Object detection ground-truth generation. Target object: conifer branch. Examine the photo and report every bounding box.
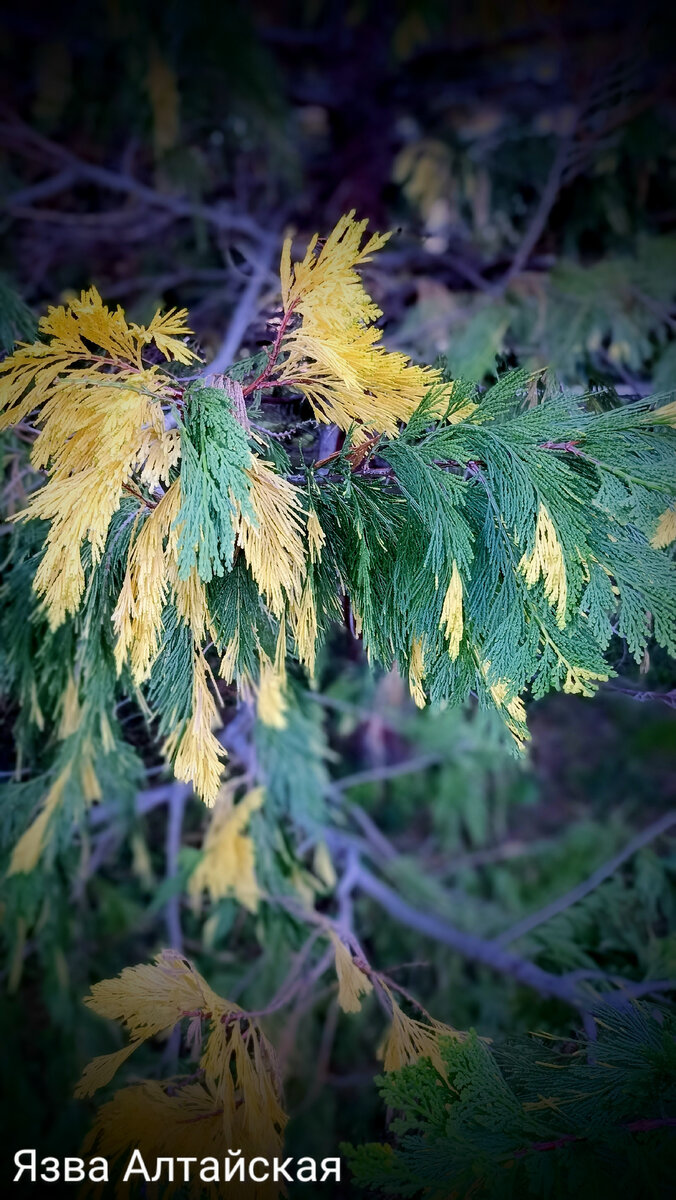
[496,810,676,946]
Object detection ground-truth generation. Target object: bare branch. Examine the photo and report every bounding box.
[352,863,585,1008]
[0,108,268,242]
[165,783,187,952]
[496,129,574,291]
[496,811,676,947]
[204,235,279,375]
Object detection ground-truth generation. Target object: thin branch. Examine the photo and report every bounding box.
[330,753,444,793]
[203,234,279,375]
[496,811,676,947]
[165,784,187,952]
[3,167,77,207]
[352,863,586,1010]
[496,130,574,292]
[605,683,676,709]
[0,108,267,241]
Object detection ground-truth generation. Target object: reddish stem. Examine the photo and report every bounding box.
[122,482,157,509]
[242,299,298,396]
[513,1116,676,1158]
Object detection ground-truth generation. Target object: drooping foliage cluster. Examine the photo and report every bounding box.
[346,1002,676,1200]
[1,213,676,1183]
[0,211,675,882]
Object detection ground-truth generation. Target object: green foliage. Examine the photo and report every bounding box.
[0,275,36,351]
[1,10,676,1176]
[346,1005,676,1199]
[430,237,676,389]
[175,382,254,581]
[303,377,676,748]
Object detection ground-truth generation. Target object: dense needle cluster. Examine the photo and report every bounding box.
[0,212,675,881]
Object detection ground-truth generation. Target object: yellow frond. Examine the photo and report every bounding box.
[482,660,530,753]
[131,307,199,365]
[164,649,226,805]
[563,664,610,697]
[276,212,446,439]
[519,503,568,628]
[78,951,287,1172]
[75,1042,143,1100]
[137,425,180,491]
[113,482,181,682]
[79,950,224,1060]
[290,578,319,679]
[7,765,71,876]
[643,399,676,426]
[651,504,676,549]
[57,672,81,739]
[439,560,463,659]
[189,786,265,912]
[236,457,307,617]
[330,932,373,1013]
[408,636,427,708]
[379,989,460,1077]
[307,506,326,563]
[219,632,240,684]
[256,619,288,729]
[0,290,193,626]
[80,743,102,803]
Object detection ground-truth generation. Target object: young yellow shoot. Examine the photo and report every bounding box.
[330,932,373,1013]
[77,951,287,1173]
[519,503,568,628]
[307,506,326,563]
[256,618,288,729]
[378,988,460,1078]
[189,786,265,913]
[408,636,427,708]
[0,288,197,627]
[652,504,676,549]
[277,211,448,439]
[439,560,464,659]
[236,458,307,617]
[7,765,72,876]
[164,649,225,806]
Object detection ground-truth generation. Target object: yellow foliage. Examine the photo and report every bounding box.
[256,620,288,729]
[164,649,226,806]
[236,457,307,618]
[481,660,530,753]
[519,503,568,628]
[277,212,448,439]
[643,399,676,426]
[330,932,373,1013]
[113,481,181,681]
[77,951,287,1193]
[408,636,427,708]
[379,988,460,1077]
[219,632,240,685]
[306,506,326,563]
[7,765,72,877]
[57,672,81,739]
[562,663,610,697]
[291,578,319,679]
[189,786,265,912]
[652,504,676,549]
[0,288,197,626]
[137,423,181,491]
[439,560,464,659]
[84,1080,233,1198]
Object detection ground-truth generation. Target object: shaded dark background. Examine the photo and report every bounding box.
[1,0,676,1192]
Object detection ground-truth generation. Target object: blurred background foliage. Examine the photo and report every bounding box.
[1,0,676,1192]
